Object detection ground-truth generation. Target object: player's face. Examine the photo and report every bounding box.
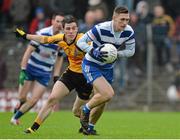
[113,13,130,32]
[52,15,64,33]
[64,22,78,41]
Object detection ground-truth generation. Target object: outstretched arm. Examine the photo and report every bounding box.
[26,34,45,43]
[15,28,62,44]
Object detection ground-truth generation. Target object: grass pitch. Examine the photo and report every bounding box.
[0,111,180,139]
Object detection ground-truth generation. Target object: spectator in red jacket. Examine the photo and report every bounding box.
[29,7,51,34]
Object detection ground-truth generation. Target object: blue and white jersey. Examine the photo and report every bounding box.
[77,21,135,69]
[27,26,61,77]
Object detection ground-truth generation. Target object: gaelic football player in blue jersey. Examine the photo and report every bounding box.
[77,6,135,134]
[10,14,64,125]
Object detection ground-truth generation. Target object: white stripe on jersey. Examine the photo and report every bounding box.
[31,51,56,65]
[125,38,135,45]
[28,26,60,73]
[28,59,53,72]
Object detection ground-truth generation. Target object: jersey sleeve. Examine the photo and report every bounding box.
[87,25,100,41]
[43,34,63,44]
[118,29,135,58]
[125,31,135,46]
[76,33,93,52]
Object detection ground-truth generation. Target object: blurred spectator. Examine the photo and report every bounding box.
[174,16,180,67]
[88,0,108,22]
[31,0,52,17]
[0,0,12,33]
[79,10,96,33]
[152,5,175,71]
[10,0,31,30]
[0,48,7,90]
[93,7,107,24]
[114,57,128,94]
[134,1,153,72]
[29,7,51,34]
[129,12,146,74]
[135,1,153,24]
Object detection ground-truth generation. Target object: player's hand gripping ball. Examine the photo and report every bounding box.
[100,43,117,63]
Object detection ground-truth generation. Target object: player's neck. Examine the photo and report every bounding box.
[65,37,75,45]
[114,26,123,32]
[66,39,73,44]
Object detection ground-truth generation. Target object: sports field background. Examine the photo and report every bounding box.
[1,111,180,139]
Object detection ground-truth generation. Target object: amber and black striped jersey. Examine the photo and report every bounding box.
[42,33,86,73]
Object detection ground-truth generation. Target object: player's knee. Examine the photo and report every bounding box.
[72,107,80,118]
[104,90,114,101]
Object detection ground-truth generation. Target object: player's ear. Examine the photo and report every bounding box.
[112,13,117,20]
[51,19,55,25]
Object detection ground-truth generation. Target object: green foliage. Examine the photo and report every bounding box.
[1,111,180,139]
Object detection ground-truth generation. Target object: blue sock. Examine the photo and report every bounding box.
[83,104,90,114]
[88,123,95,131]
[14,110,23,119]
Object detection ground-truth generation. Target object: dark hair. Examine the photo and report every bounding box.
[61,15,78,28]
[51,12,64,20]
[114,6,129,14]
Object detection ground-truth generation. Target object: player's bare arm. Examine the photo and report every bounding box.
[15,28,63,44]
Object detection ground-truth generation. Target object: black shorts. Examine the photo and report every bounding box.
[59,69,93,100]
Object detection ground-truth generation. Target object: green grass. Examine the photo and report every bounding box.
[0,111,180,139]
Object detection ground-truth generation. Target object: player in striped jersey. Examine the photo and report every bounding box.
[76,6,135,134]
[15,15,104,135]
[10,13,64,125]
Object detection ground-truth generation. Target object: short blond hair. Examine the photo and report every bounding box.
[113,6,129,15]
